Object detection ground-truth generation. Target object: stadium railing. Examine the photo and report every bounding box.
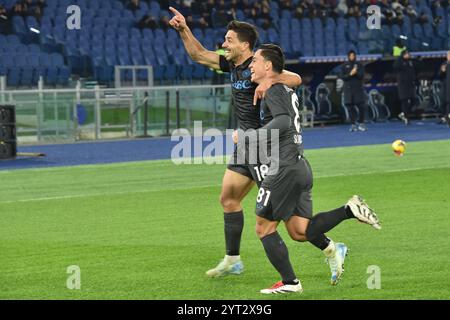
[0,83,231,143]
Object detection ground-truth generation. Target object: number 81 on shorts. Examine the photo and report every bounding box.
[257,187,271,207]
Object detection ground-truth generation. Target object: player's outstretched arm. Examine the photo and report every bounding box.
[253,70,301,105]
[169,7,220,70]
[278,70,302,88]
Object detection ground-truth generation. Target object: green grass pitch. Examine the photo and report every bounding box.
[1,139,449,300]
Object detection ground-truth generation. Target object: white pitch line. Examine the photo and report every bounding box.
[0,184,222,204]
[1,165,449,204]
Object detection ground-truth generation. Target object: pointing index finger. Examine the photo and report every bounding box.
[169,6,182,17]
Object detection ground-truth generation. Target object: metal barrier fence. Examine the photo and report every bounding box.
[0,83,232,143]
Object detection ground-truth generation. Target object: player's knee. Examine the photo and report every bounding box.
[255,221,276,239]
[219,193,240,211]
[255,224,265,239]
[289,230,307,242]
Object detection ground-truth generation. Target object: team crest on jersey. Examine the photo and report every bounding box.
[242,69,251,78]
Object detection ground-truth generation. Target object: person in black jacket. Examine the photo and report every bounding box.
[340,50,367,132]
[438,51,450,127]
[394,49,416,125]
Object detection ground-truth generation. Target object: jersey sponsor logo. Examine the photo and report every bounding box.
[232,80,252,90]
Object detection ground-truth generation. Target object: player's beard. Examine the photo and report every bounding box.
[224,49,237,62]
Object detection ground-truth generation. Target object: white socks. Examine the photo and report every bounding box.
[322,240,336,258]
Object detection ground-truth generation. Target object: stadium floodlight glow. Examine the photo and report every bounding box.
[30,27,40,34]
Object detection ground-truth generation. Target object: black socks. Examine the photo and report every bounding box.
[224,211,244,256]
[261,232,297,284]
[306,206,353,250]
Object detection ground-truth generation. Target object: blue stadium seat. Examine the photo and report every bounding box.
[325,17,336,29]
[423,22,434,39]
[235,9,245,21]
[280,36,292,57]
[324,37,336,56]
[27,44,40,53]
[280,19,290,33]
[314,40,325,56]
[181,65,193,83]
[142,28,154,40]
[281,10,292,21]
[112,1,124,10]
[155,49,169,66]
[150,1,161,15]
[154,28,166,40]
[391,24,402,39]
[258,29,267,44]
[301,18,312,31]
[267,28,279,44]
[14,54,32,86]
[3,53,19,86]
[192,64,206,81]
[153,65,165,84]
[413,23,424,40]
[6,34,21,44]
[164,65,178,84]
[11,16,26,35]
[143,52,157,67]
[25,15,38,29]
[336,40,348,56]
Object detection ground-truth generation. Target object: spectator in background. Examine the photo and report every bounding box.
[212,0,234,28]
[159,15,171,31]
[444,0,450,9]
[31,5,42,21]
[126,0,140,13]
[241,0,254,17]
[391,0,405,12]
[393,37,407,56]
[406,4,418,22]
[336,0,348,17]
[191,0,202,15]
[418,10,429,24]
[301,0,316,17]
[229,0,239,13]
[394,49,417,125]
[294,6,304,19]
[138,14,158,30]
[280,0,293,11]
[10,3,27,18]
[179,0,192,17]
[438,51,450,126]
[340,50,368,132]
[260,5,273,30]
[36,0,46,10]
[197,0,215,26]
[353,6,362,18]
[433,14,443,27]
[317,0,331,19]
[394,6,404,24]
[0,4,10,34]
[186,14,209,30]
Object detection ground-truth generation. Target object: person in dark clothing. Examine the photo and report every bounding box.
[438,51,450,126]
[138,14,158,30]
[340,50,368,132]
[394,49,416,125]
[126,0,140,13]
